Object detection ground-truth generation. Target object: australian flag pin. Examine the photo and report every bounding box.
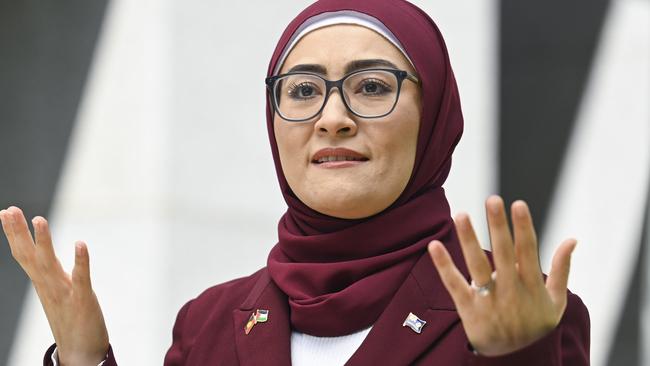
[244,309,270,335]
[402,312,427,334]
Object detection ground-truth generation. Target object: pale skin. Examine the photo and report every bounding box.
[274,25,421,219]
[0,210,109,366]
[0,24,576,364]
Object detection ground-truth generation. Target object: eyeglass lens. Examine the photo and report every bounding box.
[274,70,399,120]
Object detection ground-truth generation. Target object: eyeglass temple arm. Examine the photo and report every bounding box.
[406,73,420,85]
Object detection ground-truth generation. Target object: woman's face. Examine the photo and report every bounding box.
[274,24,421,219]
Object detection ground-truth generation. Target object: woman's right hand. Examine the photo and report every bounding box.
[0,206,109,366]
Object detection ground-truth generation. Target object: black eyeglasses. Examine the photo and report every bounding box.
[265,68,420,122]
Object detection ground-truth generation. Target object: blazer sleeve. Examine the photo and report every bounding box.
[41,299,197,366]
[466,292,590,366]
[43,343,117,366]
[163,299,195,365]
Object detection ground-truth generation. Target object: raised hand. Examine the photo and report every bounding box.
[0,206,109,366]
[428,195,576,357]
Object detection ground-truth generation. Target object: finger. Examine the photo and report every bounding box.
[454,213,493,285]
[428,240,472,306]
[485,195,516,284]
[1,209,18,259]
[546,238,577,315]
[0,209,16,243]
[32,217,60,269]
[72,241,93,295]
[511,200,543,286]
[6,207,36,262]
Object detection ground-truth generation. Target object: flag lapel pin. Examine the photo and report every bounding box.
[255,309,269,323]
[244,309,270,335]
[402,312,427,334]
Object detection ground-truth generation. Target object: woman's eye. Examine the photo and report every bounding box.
[357,79,391,96]
[364,83,379,93]
[288,82,320,100]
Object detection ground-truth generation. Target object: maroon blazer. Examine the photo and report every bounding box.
[44,248,590,365]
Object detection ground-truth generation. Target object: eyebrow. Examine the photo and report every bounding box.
[287,58,400,75]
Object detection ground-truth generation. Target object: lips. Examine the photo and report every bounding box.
[311,147,369,164]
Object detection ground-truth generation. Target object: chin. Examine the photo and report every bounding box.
[291,173,407,219]
[303,189,390,220]
[314,204,376,220]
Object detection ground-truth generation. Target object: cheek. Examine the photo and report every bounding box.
[372,116,419,184]
[378,137,417,187]
[274,117,311,182]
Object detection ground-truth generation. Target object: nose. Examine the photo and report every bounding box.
[313,89,358,137]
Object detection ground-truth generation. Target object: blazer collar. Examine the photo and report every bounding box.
[233,269,292,366]
[232,243,468,366]
[345,243,467,365]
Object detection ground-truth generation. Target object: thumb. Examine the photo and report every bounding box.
[546,238,577,315]
[72,241,93,294]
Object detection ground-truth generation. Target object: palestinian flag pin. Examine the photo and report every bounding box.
[255,309,269,323]
[244,309,270,335]
[402,312,427,334]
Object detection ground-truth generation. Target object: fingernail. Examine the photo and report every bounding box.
[75,242,83,256]
[453,213,467,225]
[514,201,528,218]
[488,196,500,214]
[428,240,439,251]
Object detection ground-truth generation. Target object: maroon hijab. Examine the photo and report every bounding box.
[266,0,464,337]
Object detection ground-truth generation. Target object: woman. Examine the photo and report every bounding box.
[0,0,590,365]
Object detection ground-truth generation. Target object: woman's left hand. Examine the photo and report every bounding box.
[428,195,577,357]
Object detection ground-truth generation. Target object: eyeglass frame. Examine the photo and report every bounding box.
[265,68,420,122]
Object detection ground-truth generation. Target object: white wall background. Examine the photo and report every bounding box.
[7,1,648,365]
[540,2,650,365]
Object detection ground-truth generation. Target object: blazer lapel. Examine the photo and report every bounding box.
[233,270,292,366]
[232,243,469,366]
[346,244,468,366]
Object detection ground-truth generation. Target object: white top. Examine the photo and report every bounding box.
[291,326,373,366]
[52,326,372,366]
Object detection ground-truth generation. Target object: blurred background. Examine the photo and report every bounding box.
[0,0,647,365]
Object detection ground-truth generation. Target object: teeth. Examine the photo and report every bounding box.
[317,156,363,163]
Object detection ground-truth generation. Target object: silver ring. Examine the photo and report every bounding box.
[470,271,497,297]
